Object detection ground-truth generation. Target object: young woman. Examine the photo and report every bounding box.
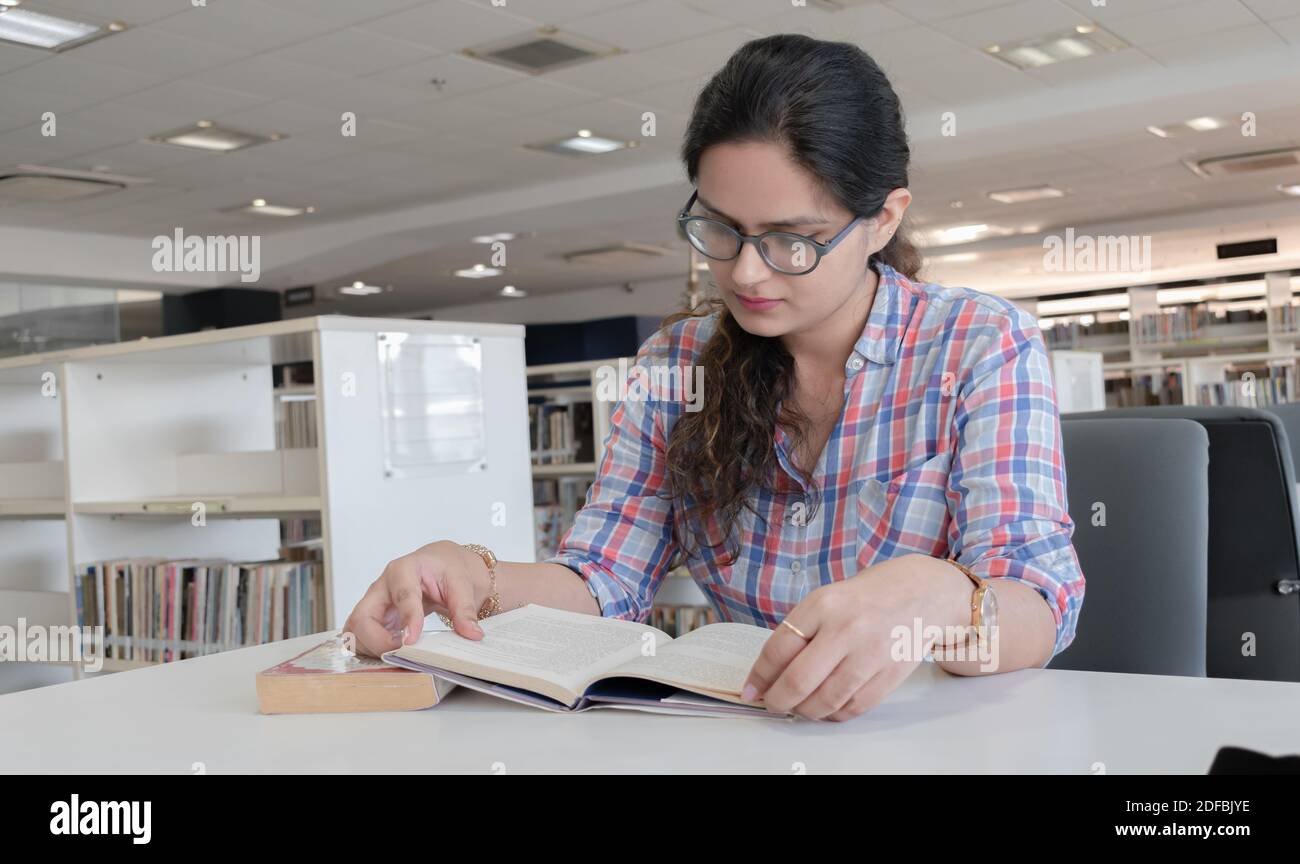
[345,34,1085,722]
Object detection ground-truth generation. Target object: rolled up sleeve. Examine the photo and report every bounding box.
[545,339,679,621]
[947,307,1086,665]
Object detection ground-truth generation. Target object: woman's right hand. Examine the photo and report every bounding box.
[343,540,487,658]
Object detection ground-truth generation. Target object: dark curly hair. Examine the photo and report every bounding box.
[664,34,921,564]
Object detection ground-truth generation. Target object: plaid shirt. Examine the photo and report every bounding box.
[548,261,1085,661]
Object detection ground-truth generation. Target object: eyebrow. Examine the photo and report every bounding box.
[696,194,831,229]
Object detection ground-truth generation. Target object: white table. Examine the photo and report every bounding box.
[3,634,1298,774]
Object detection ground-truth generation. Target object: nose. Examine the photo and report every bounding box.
[730,237,772,287]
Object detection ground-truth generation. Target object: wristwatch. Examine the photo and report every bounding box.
[929,558,997,657]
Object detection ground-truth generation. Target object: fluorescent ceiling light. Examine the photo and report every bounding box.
[1037,293,1129,316]
[1157,281,1263,305]
[524,130,635,157]
[339,281,383,296]
[985,25,1127,70]
[455,264,502,278]
[929,252,979,263]
[241,200,313,217]
[987,185,1066,204]
[0,7,119,51]
[148,122,282,152]
[921,223,1016,246]
[1278,182,1300,197]
[499,285,527,298]
[1146,116,1227,138]
[472,232,516,244]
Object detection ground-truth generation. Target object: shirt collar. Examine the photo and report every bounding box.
[848,259,914,373]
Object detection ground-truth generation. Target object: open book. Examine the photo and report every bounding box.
[382,604,793,719]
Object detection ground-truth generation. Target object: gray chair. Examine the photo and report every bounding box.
[1051,418,1209,677]
[1261,402,1300,478]
[1069,405,1300,682]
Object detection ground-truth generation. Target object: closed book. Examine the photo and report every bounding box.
[257,639,455,714]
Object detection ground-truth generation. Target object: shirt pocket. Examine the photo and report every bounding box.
[856,451,953,568]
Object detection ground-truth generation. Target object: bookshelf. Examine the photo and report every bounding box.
[0,316,534,685]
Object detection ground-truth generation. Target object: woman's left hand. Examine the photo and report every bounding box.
[741,553,941,722]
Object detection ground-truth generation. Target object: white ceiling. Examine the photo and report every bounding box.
[1,0,1299,316]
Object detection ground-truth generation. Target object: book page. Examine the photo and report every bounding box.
[607,622,774,700]
[396,605,671,697]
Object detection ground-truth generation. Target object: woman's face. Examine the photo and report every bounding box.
[694,141,901,340]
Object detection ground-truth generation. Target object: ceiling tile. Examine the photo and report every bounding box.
[563,0,734,52]
[1142,23,1286,64]
[930,0,1092,49]
[148,0,340,51]
[355,0,540,51]
[188,55,354,100]
[1103,0,1259,45]
[365,52,526,95]
[1242,0,1300,21]
[69,26,252,74]
[113,80,271,119]
[276,28,437,76]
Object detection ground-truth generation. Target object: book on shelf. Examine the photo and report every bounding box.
[256,638,455,714]
[76,558,326,663]
[529,401,594,465]
[1135,305,1266,344]
[382,604,792,719]
[1197,366,1294,406]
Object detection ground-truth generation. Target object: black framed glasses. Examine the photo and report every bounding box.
[676,189,864,276]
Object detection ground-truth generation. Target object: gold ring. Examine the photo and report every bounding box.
[780,619,809,640]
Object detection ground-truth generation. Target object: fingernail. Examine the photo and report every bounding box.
[741,684,758,702]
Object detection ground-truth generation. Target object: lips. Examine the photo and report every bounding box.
[734,293,782,312]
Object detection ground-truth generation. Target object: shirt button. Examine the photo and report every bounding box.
[848,356,864,371]
[790,560,802,573]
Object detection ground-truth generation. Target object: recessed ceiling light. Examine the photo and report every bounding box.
[1147,116,1227,138]
[0,6,121,51]
[455,264,503,278]
[984,25,1127,70]
[499,285,527,298]
[148,122,283,152]
[472,232,516,244]
[987,185,1066,204]
[524,131,634,157]
[1279,182,1300,197]
[339,281,383,296]
[930,252,979,263]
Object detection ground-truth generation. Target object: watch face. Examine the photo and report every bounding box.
[979,586,999,640]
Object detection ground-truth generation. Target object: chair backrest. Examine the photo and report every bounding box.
[1052,418,1208,676]
[1068,405,1300,682]
[1261,403,1300,476]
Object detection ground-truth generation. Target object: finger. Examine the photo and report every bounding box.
[437,559,484,640]
[794,654,876,720]
[761,632,845,715]
[827,661,913,722]
[346,581,404,657]
[742,620,814,701]
[384,558,429,646]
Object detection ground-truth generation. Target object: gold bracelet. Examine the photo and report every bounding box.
[435,544,500,629]
[462,543,501,620]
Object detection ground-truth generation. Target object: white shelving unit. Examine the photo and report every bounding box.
[0,315,535,684]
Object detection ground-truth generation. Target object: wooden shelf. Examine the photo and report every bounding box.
[74,496,322,518]
[531,463,598,477]
[0,498,65,519]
